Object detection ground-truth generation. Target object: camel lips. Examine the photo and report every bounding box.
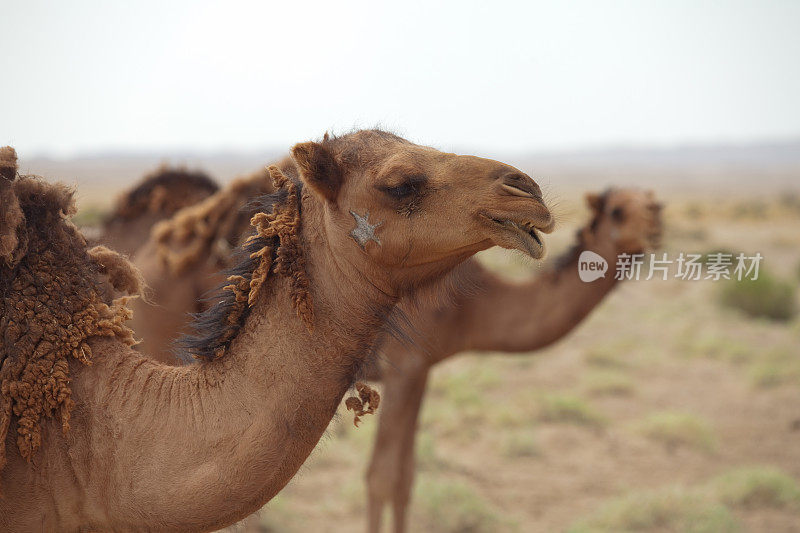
[489,217,544,249]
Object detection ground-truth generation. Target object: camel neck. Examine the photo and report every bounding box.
[77,193,399,531]
[451,230,620,355]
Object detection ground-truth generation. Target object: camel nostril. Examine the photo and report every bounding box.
[500,173,543,200]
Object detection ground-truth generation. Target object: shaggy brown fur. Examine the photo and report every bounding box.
[248,167,312,323]
[0,146,15,181]
[0,171,139,484]
[105,166,218,224]
[180,165,312,360]
[88,245,146,297]
[0,147,24,264]
[346,382,381,427]
[153,168,274,276]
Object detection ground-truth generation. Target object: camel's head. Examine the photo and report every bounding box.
[586,188,663,254]
[291,130,554,288]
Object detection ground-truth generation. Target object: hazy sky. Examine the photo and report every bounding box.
[2,0,798,156]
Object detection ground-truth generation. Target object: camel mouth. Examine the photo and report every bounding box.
[480,214,547,259]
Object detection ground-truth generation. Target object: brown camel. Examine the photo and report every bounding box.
[122,174,660,532]
[99,166,219,256]
[365,187,663,533]
[0,131,554,532]
[129,163,282,363]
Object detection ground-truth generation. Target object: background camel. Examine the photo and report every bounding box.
[99,166,219,256]
[128,162,285,362]
[0,130,554,531]
[365,188,663,533]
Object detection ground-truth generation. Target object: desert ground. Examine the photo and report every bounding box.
[43,155,800,532]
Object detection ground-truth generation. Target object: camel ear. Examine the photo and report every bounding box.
[291,141,343,204]
[585,192,603,213]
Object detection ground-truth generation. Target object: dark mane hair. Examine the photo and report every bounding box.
[178,167,310,362]
[105,167,219,223]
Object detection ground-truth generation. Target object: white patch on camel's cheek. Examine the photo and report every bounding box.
[349,209,383,250]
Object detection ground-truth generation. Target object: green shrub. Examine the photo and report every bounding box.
[749,362,788,388]
[719,270,797,322]
[638,411,716,453]
[414,477,512,532]
[680,334,753,364]
[538,394,606,427]
[431,365,500,406]
[710,466,800,509]
[584,340,634,368]
[501,429,540,458]
[583,370,635,396]
[568,487,739,533]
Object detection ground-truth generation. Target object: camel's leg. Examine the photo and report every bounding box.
[390,369,428,533]
[366,356,430,533]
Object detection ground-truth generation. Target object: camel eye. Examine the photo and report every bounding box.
[381,175,427,200]
[385,182,415,199]
[611,207,626,223]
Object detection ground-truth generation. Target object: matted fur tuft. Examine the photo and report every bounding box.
[153,169,274,276]
[0,146,17,181]
[88,245,146,297]
[345,382,381,427]
[0,147,24,264]
[0,172,138,485]
[179,165,313,361]
[105,166,219,224]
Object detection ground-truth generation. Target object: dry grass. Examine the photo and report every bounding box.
[719,269,797,322]
[501,429,540,459]
[569,466,800,533]
[679,334,754,364]
[537,393,607,428]
[582,370,635,396]
[710,466,800,510]
[567,486,739,533]
[413,477,514,532]
[637,411,717,453]
[747,347,800,389]
[584,340,635,368]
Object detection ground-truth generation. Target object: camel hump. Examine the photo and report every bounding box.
[107,166,219,223]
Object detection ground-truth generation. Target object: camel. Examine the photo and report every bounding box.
[122,172,660,532]
[0,130,555,532]
[128,163,283,363]
[365,187,663,533]
[99,166,219,256]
